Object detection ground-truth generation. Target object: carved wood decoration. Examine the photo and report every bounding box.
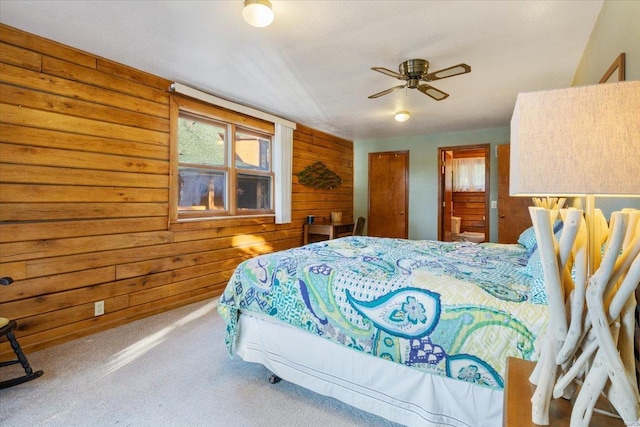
[598,50,640,407]
[296,161,343,190]
[528,207,640,426]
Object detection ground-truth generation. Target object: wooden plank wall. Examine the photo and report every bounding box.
[0,24,353,358]
[451,147,486,235]
[452,192,485,234]
[293,124,354,224]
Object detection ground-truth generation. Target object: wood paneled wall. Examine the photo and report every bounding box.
[0,24,353,358]
[452,192,485,234]
[293,124,353,224]
[450,147,487,236]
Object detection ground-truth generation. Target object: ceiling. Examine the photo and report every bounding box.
[0,1,603,141]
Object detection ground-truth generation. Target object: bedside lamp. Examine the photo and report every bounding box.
[510,81,640,425]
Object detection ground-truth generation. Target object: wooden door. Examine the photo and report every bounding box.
[441,150,453,241]
[497,144,533,243]
[368,151,408,238]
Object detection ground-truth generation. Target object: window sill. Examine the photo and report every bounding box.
[169,214,275,231]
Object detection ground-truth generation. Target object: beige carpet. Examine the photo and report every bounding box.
[0,299,399,426]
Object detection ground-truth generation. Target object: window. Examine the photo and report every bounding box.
[452,157,485,191]
[172,98,274,220]
[234,129,272,210]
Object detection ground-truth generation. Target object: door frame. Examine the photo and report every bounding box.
[437,144,491,241]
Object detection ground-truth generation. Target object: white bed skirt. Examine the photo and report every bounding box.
[235,313,504,427]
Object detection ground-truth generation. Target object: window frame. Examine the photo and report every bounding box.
[233,127,274,214]
[169,95,275,224]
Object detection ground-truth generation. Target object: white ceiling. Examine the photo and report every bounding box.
[0,1,603,141]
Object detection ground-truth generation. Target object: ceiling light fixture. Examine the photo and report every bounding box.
[242,0,274,28]
[395,111,410,122]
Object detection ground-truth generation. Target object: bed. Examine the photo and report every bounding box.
[218,235,550,426]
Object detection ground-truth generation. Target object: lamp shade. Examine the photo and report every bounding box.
[510,81,640,197]
[243,0,274,27]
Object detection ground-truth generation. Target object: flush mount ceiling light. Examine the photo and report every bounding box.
[243,0,274,27]
[394,111,410,122]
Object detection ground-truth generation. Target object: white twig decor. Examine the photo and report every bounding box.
[528,207,640,426]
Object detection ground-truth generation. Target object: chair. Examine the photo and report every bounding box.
[336,217,366,238]
[1,277,43,389]
[352,216,366,236]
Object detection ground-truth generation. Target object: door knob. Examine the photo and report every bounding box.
[399,211,405,215]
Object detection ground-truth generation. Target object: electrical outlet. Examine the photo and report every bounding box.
[94,300,105,316]
[491,200,498,209]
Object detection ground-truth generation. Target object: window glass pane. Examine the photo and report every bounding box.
[452,157,485,191]
[235,131,270,171]
[178,113,225,167]
[237,174,271,210]
[178,167,226,211]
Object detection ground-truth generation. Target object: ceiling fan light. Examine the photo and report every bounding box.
[243,0,274,27]
[395,111,410,122]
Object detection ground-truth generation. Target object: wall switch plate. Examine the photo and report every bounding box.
[491,200,498,209]
[94,300,105,316]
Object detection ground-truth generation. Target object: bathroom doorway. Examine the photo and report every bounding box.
[437,144,490,242]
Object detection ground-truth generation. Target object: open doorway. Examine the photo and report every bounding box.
[437,144,490,242]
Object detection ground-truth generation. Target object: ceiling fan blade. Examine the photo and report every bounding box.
[371,67,407,80]
[368,84,406,99]
[417,84,449,101]
[424,63,471,81]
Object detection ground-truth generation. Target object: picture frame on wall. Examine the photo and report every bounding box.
[599,52,626,83]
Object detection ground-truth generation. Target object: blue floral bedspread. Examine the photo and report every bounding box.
[218,236,548,390]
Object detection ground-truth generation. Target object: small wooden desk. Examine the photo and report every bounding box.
[304,222,354,245]
[503,357,623,427]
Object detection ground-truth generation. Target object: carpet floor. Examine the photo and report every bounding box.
[0,298,400,427]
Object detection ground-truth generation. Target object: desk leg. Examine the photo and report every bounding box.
[304,224,309,245]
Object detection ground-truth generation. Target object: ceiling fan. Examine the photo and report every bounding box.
[368,59,471,101]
